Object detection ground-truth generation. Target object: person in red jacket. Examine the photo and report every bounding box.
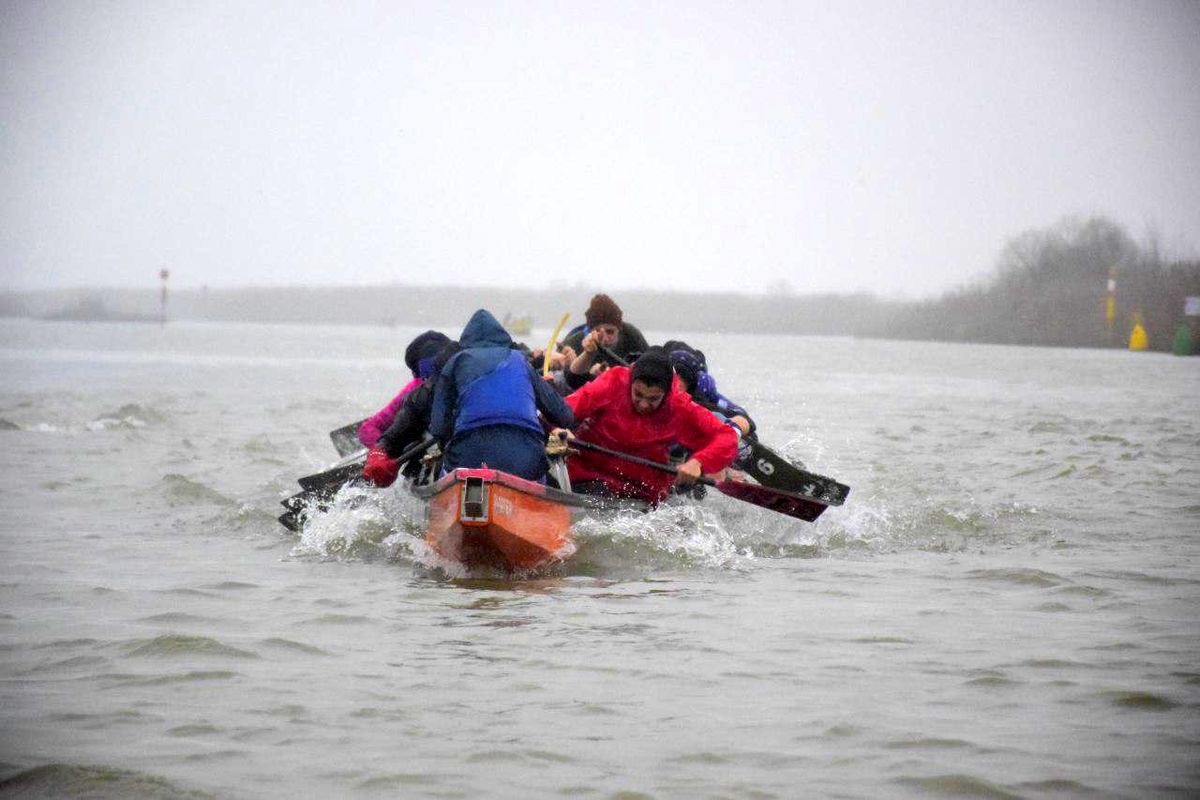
[556,347,738,504]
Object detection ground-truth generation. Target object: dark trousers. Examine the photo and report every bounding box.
[445,425,548,482]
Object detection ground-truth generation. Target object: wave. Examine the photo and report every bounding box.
[967,568,1066,588]
[892,773,1020,799]
[280,456,1054,574]
[806,490,1043,555]
[288,483,413,561]
[1096,689,1178,710]
[285,481,753,576]
[88,402,167,431]
[122,634,258,660]
[8,402,169,434]
[0,763,213,799]
[110,670,238,687]
[159,475,238,508]
[258,637,330,656]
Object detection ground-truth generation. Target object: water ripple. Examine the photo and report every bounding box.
[0,763,212,799]
[893,773,1020,799]
[122,635,258,659]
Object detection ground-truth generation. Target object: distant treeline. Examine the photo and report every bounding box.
[862,216,1200,352]
[3,216,1197,352]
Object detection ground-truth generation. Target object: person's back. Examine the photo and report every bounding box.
[431,309,574,482]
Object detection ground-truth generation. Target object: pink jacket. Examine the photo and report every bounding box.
[358,377,424,448]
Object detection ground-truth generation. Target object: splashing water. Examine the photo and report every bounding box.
[289,482,417,560]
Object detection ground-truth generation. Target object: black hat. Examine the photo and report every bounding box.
[404,330,451,376]
[630,346,674,391]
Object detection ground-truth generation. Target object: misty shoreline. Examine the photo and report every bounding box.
[4,217,1198,355]
[0,283,892,338]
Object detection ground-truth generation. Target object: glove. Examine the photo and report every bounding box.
[363,447,400,487]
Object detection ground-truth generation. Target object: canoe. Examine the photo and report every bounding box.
[411,467,641,571]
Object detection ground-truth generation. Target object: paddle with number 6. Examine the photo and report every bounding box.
[563,435,847,522]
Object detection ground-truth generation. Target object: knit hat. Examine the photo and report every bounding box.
[630,346,674,391]
[584,293,623,328]
[405,330,451,377]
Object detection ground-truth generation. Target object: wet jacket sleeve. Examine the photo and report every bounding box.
[561,329,585,353]
[701,394,756,435]
[428,357,460,444]
[358,377,422,448]
[378,384,432,459]
[618,323,649,357]
[565,368,592,391]
[529,363,574,429]
[564,365,621,424]
[677,398,739,474]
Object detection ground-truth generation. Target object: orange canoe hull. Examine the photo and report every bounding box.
[420,469,576,571]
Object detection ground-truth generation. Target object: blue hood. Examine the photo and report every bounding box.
[458,309,513,350]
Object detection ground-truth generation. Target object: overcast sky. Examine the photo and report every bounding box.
[2,1,1198,298]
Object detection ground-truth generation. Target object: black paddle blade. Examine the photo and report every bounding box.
[715,480,830,522]
[277,484,344,531]
[743,440,849,506]
[297,459,366,492]
[329,419,367,457]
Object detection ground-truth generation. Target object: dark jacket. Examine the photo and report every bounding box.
[377,340,461,460]
[430,309,574,444]
[377,381,435,459]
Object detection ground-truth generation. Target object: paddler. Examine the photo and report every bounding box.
[561,294,649,389]
[555,347,738,503]
[357,330,451,448]
[663,340,757,478]
[663,340,756,437]
[428,309,575,482]
[362,339,460,487]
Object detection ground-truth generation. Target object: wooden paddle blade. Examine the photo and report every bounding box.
[329,419,367,457]
[714,479,830,522]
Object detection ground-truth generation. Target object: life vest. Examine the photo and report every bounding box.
[453,350,542,437]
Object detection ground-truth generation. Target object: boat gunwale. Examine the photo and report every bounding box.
[410,467,648,514]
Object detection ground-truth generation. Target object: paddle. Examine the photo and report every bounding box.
[278,437,437,531]
[329,419,367,457]
[597,344,629,367]
[543,312,571,378]
[588,348,846,506]
[564,436,845,522]
[741,438,849,506]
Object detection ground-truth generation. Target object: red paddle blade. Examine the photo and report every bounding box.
[714,480,829,522]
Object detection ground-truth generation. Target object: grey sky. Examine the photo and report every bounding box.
[2,0,1198,298]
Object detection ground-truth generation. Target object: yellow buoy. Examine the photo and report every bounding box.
[1128,322,1149,351]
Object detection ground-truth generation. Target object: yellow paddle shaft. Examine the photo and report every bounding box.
[543,313,570,378]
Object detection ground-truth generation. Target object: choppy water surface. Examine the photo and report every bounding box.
[1,318,1197,799]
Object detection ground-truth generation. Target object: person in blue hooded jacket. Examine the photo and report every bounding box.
[429,309,575,482]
